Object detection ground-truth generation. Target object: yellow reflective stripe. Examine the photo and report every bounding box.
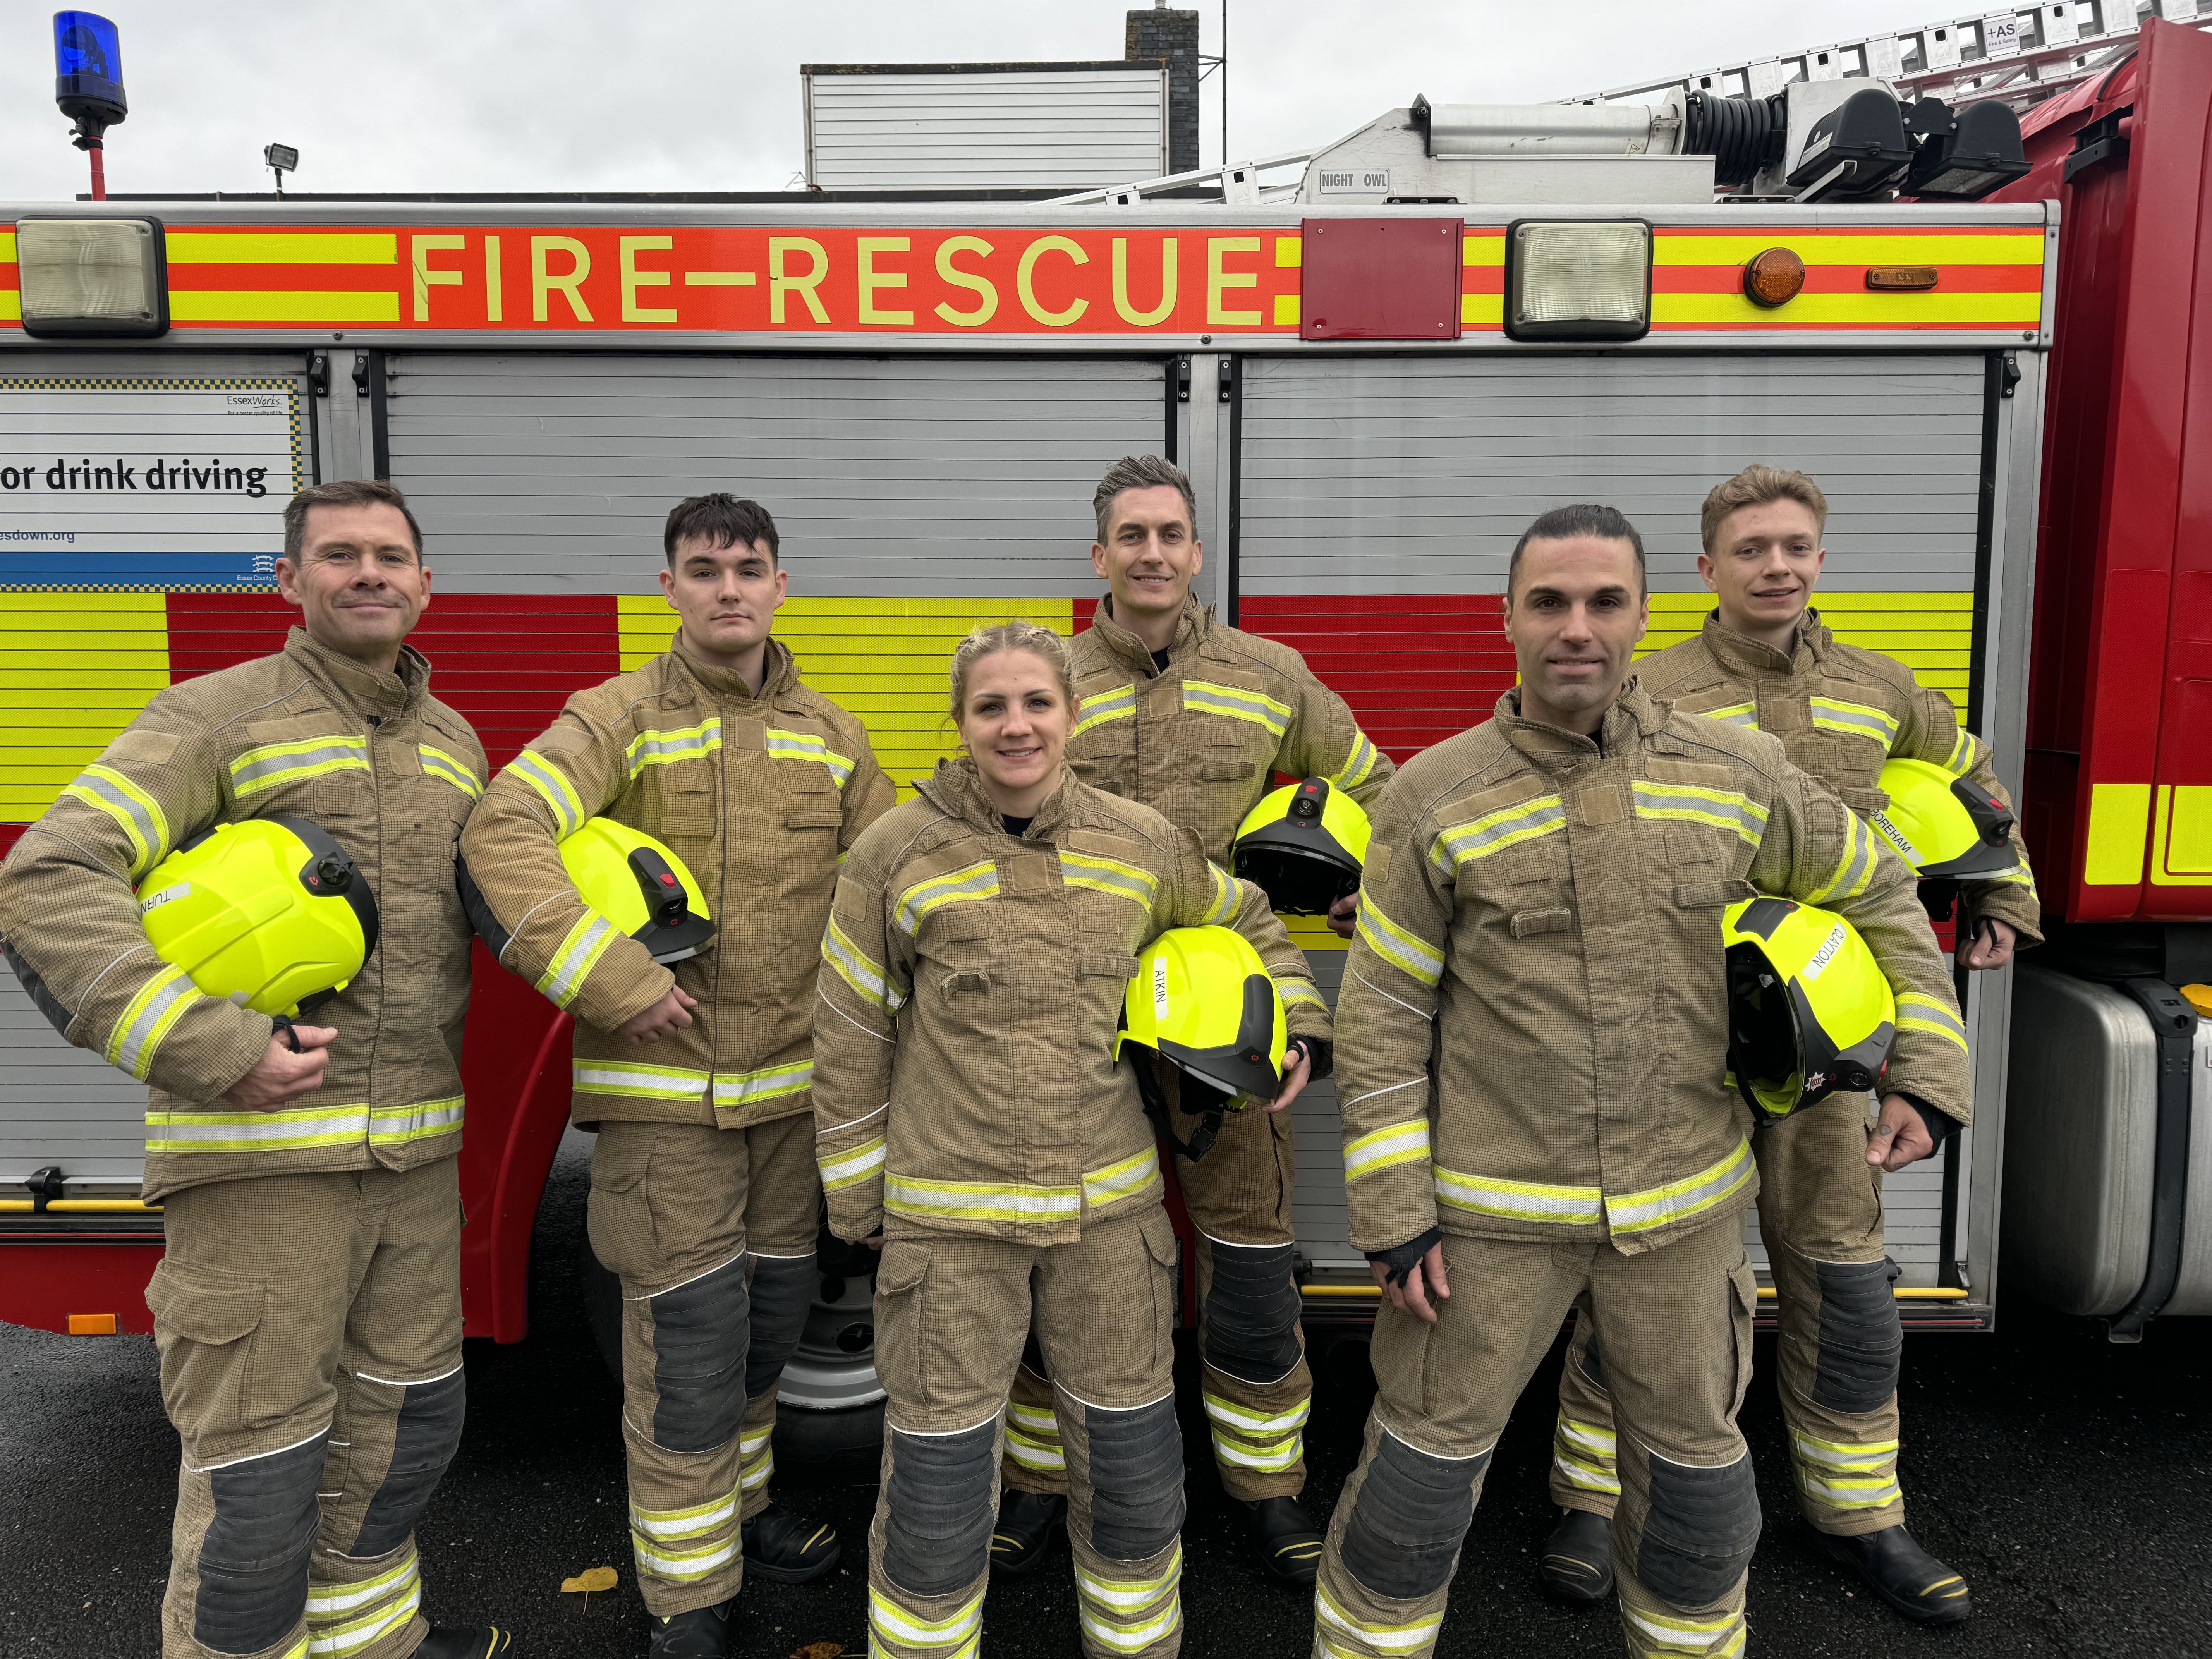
[1202,1393,1310,1435]
[1281,978,1327,1010]
[1805,810,1878,903]
[105,964,201,1080]
[1183,678,1291,737]
[1329,730,1382,791]
[304,1551,417,1617]
[1555,1415,1616,1456]
[1896,992,1968,1052]
[1076,1546,1182,1652]
[536,910,618,1008]
[713,1060,814,1107]
[739,1425,775,1492]
[1943,729,1978,774]
[1006,1422,1067,1470]
[884,1173,1081,1223]
[1009,1402,1060,1433]
[1072,682,1137,737]
[1061,850,1159,911]
[625,716,722,776]
[870,1583,984,1649]
[1606,1137,1756,1234]
[629,1484,739,1540]
[1789,1431,1898,1472]
[1201,862,1240,926]
[229,736,371,800]
[1434,1163,1603,1224]
[1316,1581,1444,1653]
[1810,696,1901,746]
[145,1102,371,1154]
[1554,1451,1622,1495]
[894,859,1000,936]
[573,1059,710,1102]
[1622,1599,1748,1656]
[1082,1145,1162,1208]
[822,915,905,1012]
[1698,701,1759,730]
[2083,782,2153,886]
[766,726,856,789]
[1344,1120,1431,1182]
[1429,794,1566,875]
[1355,895,1444,988]
[305,1578,421,1654]
[507,749,587,836]
[631,1528,740,1582]
[366,1097,463,1146]
[817,1134,886,1193]
[1795,1469,1905,1510]
[1631,780,1770,847]
[417,743,482,799]
[62,763,172,878]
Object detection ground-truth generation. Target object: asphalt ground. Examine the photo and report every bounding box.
[6,1133,2210,1659]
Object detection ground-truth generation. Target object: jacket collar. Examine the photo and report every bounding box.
[916,754,1084,843]
[1699,608,1831,679]
[1089,593,1211,678]
[283,626,428,724]
[671,634,798,708]
[1493,679,1663,774]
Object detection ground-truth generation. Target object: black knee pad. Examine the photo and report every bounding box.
[1339,1428,1485,1599]
[1576,1329,1605,1390]
[194,1432,325,1653]
[1813,1257,1903,1415]
[650,1255,750,1453]
[1080,1395,1185,1561]
[744,1254,816,1400]
[883,1420,997,1596]
[1201,1240,1302,1384]
[1635,1449,1760,1608]
[350,1367,466,1557]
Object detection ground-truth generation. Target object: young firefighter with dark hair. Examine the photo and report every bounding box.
[0,481,507,1659]
[1314,505,1970,1659]
[458,495,894,1659]
[809,620,1329,1659]
[989,455,1393,1585]
[1537,464,2037,1624]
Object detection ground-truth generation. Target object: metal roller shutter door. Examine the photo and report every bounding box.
[1239,352,1990,1287]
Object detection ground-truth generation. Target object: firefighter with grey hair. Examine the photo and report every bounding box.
[0,479,508,1659]
[1313,504,1970,1659]
[988,454,1395,1586]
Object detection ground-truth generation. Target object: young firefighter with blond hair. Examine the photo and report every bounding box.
[991,455,1393,1585]
[1536,465,2037,1625]
[0,480,506,1659]
[811,621,1331,1659]
[1316,505,1970,1659]
[459,495,893,1659]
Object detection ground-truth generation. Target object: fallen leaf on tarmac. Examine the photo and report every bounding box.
[788,1644,844,1659]
[561,1566,619,1594]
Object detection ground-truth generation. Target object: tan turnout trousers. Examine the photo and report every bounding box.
[586,1114,821,1616]
[1316,1220,1759,1659]
[150,1162,465,1659]
[1551,1091,1907,1537]
[870,1208,1188,1659]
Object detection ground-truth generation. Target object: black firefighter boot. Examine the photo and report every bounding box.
[649,1597,735,1659]
[417,1628,515,1658]
[741,1503,842,1583]
[990,1490,1069,1577]
[1539,1508,1616,1604]
[1812,1524,1972,1624]
[1248,1496,1324,1585]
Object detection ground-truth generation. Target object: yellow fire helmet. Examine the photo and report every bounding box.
[1867,757,2021,881]
[1232,777,1373,916]
[136,816,378,1018]
[1721,895,1897,1125]
[556,817,715,964]
[1115,924,1288,1106]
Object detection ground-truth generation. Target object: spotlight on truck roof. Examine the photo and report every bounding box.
[1904,98,2029,203]
[53,10,126,131]
[1788,87,1912,200]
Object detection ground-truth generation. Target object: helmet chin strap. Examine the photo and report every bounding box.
[1131,1058,1231,1161]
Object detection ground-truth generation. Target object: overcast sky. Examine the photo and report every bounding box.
[3,0,1960,200]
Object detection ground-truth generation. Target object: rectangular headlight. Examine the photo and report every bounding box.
[16,217,168,338]
[1504,220,1650,342]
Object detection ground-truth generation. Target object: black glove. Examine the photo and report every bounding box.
[1285,1034,1333,1082]
[1896,1091,1962,1145]
[1367,1225,1443,1288]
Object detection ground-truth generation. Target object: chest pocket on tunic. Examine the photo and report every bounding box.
[1183,675,1286,785]
[234,716,374,826]
[1635,764,1760,910]
[925,902,1001,1007]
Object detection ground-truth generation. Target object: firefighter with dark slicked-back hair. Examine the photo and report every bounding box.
[1534,464,2033,1625]
[987,455,1395,1587]
[1314,503,1970,1659]
[459,494,894,1659]
[0,480,509,1659]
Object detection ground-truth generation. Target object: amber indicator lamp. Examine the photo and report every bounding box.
[1741,247,1806,308]
[1866,267,1940,290]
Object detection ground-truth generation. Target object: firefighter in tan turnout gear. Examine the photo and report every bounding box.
[811,621,1331,1659]
[459,495,894,1659]
[992,456,1392,1585]
[1539,465,2035,1625]
[1314,505,1970,1659]
[0,481,508,1659]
